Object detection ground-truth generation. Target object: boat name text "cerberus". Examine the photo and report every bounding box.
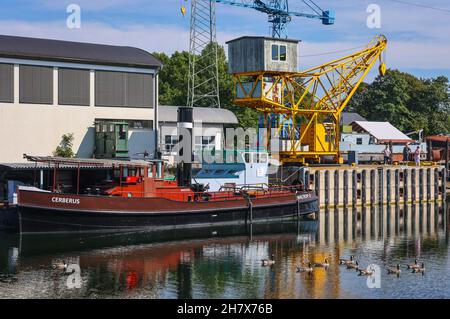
[51,197,80,205]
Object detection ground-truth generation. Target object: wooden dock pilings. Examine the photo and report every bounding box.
[315,203,443,244]
[303,165,447,209]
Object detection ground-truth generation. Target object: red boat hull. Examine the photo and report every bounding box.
[17,189,319,233]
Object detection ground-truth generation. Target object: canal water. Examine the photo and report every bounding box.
[0,202,448,299]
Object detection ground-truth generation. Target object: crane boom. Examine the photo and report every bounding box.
[214,0,334,38]
[231,35,388,163]
[216,0,329,20]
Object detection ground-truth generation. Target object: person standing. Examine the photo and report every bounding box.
[402,144,411,163]
[414,146,421,166]
[383,144,392,165]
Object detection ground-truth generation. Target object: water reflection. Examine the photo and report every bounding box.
[0,203,449,299]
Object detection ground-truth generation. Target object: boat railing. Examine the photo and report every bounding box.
[107,184,305,202]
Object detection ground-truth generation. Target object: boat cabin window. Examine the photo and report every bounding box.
[102,124,107,133]
[95,124,100,133]
[110,124,115,132]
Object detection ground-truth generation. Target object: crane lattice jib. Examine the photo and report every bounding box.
[231,35,387,163]
[214,0,334,38]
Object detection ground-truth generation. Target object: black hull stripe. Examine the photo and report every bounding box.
[18,198,317,216]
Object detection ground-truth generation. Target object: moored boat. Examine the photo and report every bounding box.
[17,156,319,234]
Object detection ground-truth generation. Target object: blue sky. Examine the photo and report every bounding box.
[1,0,450,81]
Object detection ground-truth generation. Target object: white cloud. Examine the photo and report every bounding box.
[0,20,189,53]
[2,0,450,79]
[0,19,245,54]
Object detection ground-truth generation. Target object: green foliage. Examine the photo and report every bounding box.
[54,133,75,158]
[153,43,258,128]
[348,69,450,136]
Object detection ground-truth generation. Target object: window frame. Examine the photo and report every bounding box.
[0,63,14,103]
[271,44,288,62]
[271,44,279,61]
[58,67,90,106]
[19,64,54,105]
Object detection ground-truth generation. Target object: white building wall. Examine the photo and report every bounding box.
[1,58,231,164]
[0,59,158,163]
[0,102,155,162]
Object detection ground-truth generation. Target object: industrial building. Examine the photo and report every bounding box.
[0,34,238,201]
[0,35,237,164]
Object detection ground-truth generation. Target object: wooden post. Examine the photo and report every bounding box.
[394,169,399,204]
[325,170,330,208]
[386,169,391,204]
[344,170,349,208]
[334,170,339,208]
[404,169,409,205]
[370,170,375,205]
[419,169,424,202]
[434,168,439,202]
[362,170,367,207]
[379,168,384,205]
[304,170,310,190]
[315,171,321,205]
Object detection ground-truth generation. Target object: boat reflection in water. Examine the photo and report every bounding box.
[0,202,448,299]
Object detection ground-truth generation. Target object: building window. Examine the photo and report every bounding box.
[272,44,279,61]
[165,135,179,153]
[272,44,287,61]
[19,65,53,104]
[356,138,363,145]
[195,136,215,153]
[0,64,14,103]
[59,68,90,106]
[95,70,153,108]
[280,45,287,61]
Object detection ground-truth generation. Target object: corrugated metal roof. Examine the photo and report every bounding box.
[0,163,108,170]
[0,156,160,170]
[352,121,413,142]
[159,106,239,125]
[0,34,162,69]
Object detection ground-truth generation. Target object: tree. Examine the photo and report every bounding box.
[152,51,190,106]
[54,133,75,158]
[348,69,450,136]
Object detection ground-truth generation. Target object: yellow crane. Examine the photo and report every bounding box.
[231,35,388,164]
